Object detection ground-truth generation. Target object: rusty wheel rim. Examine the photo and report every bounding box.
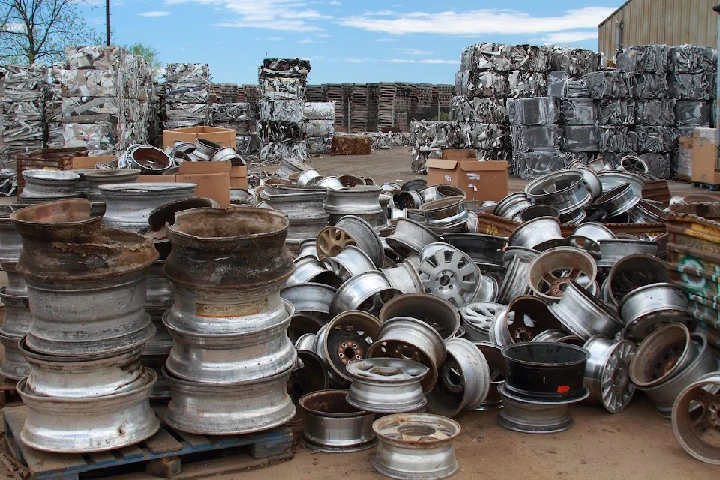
[317,227,357,260]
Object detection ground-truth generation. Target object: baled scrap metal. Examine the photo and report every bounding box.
[562,126,599,152]
[461,43,551,72]
[598,99,636,126]
[257,121,305,143]
[52,68,120,98]
[259,99,304,123]
[634,126,677,153]
[511,125,562,153]
[332,135,372,155]
[304,120,334,138]
[513,150,569,180]
[565,78,590,98]
[65,46,125,70]
[210,103,255,123]
[48,122,117,152]
[458,123,508,150]
[60,97,120,118]
[260,141,307,162]
[507,97,559,125]
[599,126,637,152]
[165,63,210,84]
[634,73,669,100]
[1,99,43,118]
[550,47,599,76]
[585,71,634,99]
[477,149,511,161]
[259,58,311,77]
[561,99,598,125]
[259,77,306,100]
[547,72,568,98]
[304,102,335,120]
[507,71,548,98]
[616,45,669,73]
[306,136,333,154]
[668,73,713,100]
[411,121,463,149]
[668,45,715,74]
[164,83,210,103]
[450,97,507,124]
[675,101,711,127]
[635,100,676,126]
[639,153,671,179]
[164,102,208,128]
[455,71,509,98]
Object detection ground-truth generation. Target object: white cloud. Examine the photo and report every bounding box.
[139,11,171,17]
[541,30,598,44]
[394,48,432,56]
[338,7,615,36]
[375,37,396,43]
[165,0,330,32]
[299,38,324,43]
[255,36,284,41]
[329,1,341,5]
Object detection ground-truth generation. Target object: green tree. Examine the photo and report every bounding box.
[123,42,163,77]
[0,0,101,64]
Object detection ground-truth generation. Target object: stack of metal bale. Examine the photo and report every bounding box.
[48,46,152,155]
[0,65,47,159]
[549,47,601,171]
[210,102,257,153]
[257,58,311,164]
[586,69,637,171]
[616,45,675,179]
[164,63,210,129]
[304,102,335,155]
[508,97,564,179]
[668,45,715,177]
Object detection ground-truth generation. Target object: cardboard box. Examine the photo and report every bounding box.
[177,160,231,175]
[163,126,236,150]
[691,135,720,184]
[677,137,693,180]
[230,165,248,189]
[71,155,117,169]
[441,149,476,160]
[427,159,508,203]
[177,172,230,207]
[136,175,176,183]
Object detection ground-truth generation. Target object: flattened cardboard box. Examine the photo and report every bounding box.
[427,159,508,203]
[176,172,230,208]
[163,126,236,149]
[71,155,117,169]
[691,135,720,184]
[230,165,248,189]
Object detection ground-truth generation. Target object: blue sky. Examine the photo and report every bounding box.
[80,1,623,85]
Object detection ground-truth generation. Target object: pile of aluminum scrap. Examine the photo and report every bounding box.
[164,63,210,129]
[366,132,412,150]
[11,199,159,452]
[616,45,669,73]
[48,46,153,155]
[210,102,258,154]
[304,102,335,155]
[0,65,47,157]
[550,47,600,77]
[258,58,310,164]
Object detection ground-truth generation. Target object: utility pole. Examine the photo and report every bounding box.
[106,0,111,46]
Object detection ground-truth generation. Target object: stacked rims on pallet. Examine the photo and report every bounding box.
[11,199,160,452]
[162,207,298,434]
[0,205,31,380]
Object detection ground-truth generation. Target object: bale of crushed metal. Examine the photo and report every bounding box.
[599,127,637,152]
[561,99,597,125]
[460,43,551,72]
[507,97,559,125]
[634,73,669,100]
[635,100,676,126]
[638,153,671,179]
[668,45,715,74]
[598,99,636,126]
[668,73,713,100]
[455,71,509,98]
[675,101,711,127]
[450,97,507,123]
[547,72,568,98]
[585,71,634,99]
[332,135,372,155]
[634,126,677,153]
[563,126,599,152]
[616,45,669,73]
[550,47,600,77]
[507,71,548,98]
[512,150,569,179]
[458,123,509,150]
[511,126,562,153]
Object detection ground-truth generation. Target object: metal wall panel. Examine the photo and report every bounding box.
[598,0,717,62]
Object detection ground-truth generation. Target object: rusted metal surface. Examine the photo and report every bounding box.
[672,372,720,465]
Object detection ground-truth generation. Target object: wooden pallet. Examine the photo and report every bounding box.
[693,182,720,191]
[0,379,20,408]
[3,406,293,480]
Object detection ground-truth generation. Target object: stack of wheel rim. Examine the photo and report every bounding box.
[11,199,160,453]
[162,207,297,434]
[0,205,31,380]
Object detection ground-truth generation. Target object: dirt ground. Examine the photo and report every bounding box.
[1,148,718,480]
